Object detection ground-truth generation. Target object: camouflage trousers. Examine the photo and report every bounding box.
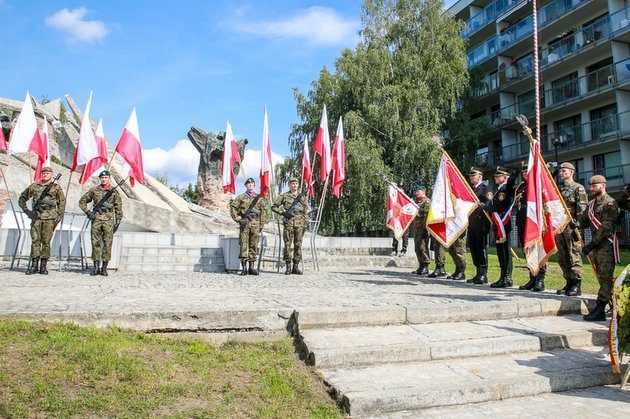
[434,232,467,270]
[30,219,56,259]
[283,224,305,262]
[555,228,583,283]
[91,218,115,262]
[592,242,615,304]
[239,223,261,261]
[413,229,430,265]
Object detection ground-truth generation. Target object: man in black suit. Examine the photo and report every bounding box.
[467,167,492,285]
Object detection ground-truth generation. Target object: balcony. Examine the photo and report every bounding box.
[467,15,533,69]
[577,164,630,191]
[542,111,630,152]
[538,0,590,29]
[464,0,525,39]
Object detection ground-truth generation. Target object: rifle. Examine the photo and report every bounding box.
[28,173,62,218]
[238,194,262,227]
[278,181,314,221]
[86,178,126,225]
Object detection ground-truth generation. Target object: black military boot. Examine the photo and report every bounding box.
[532,273,545,292]
[292,261,302,275]
[566,280,582,296]
[248,261,259,276]
[240,260,248,276]
[467,270,479,284]
[491,275,512,288]
[556,278,571,295]
[446,268,458,279]
[25,258,39,275]
[418,264,429,275]
[519,276,536,290]
[100,261,109,276]
[472,273,488,284]
[428,267,447,278]
[452,269,465,281]
[90,261,100,276]
[39,258,49,275]
[583,300,607,321]
[285,262,292,275]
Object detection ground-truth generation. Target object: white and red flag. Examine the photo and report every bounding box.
[331,116,346,198]
[427,152,478,247]
[0,123,7,153]
[9,91,41,155]
[71,91,99,172]
[302,136,313,198]
[386,182,419,241]
[523,138,570,275]
[79,118,109,184]
[221,120,241,194]
[116,108,145,186]
[31,116,51,182]
[313,104,331,181]
[259,106,273,198]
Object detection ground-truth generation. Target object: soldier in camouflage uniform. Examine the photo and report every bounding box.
[554,162,587,296]
[18,166,65,275]
[230,177,267,275]
[579,175,620,321]
[79,170,123,276]
[272,177,308,275]
[410,185,430,275]
[428,232,467,280]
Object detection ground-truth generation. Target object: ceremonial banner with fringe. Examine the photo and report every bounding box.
[609,266,628,373]
[386,182,418,241]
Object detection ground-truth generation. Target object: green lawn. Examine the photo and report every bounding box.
[0,320,341,418]
[441,248,629,295]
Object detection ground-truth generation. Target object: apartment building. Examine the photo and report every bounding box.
[449,0,630,244]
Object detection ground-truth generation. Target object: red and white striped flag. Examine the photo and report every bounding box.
[331,116,346,198]
[221,120,241,194]
[302,136,313,198]
[116,108,144,186]
[386,182,419,241]
[0,123,7,153]
[523,138,570,275]
[313,104,331,181]
[9,91,41,155]
[79,118,109,184]
[31,116,51,182]
[71,91,99,172]
[259,106,273,198]
[427,152,478,247]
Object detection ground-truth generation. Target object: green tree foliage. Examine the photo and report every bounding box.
[281,0,468,235]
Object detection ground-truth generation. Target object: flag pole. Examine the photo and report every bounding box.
[57,171,74,270]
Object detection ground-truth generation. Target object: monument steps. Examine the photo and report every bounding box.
[117,244,225,272]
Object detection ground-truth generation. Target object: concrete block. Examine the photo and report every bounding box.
[406,301,518,324]
[297,306,406,329]
[539,298,585,316]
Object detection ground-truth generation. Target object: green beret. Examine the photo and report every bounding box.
[99,170,111,177]
[415,185,426,191]
[245,177,255,185]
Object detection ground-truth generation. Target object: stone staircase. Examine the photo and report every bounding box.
[293,299,627,417]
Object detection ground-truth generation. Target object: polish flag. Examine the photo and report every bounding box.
[0,123,7,153]
[71,91,100,172]
[302,136,313,198]
[79,118,109,184]
[313,104,331,181]
[116,108,144,186]
[31,117,51,182]
[386,182,419,241]
[331,116,346,198]
[221,120,241,194]
[259,106,273,198]
[9,91,41,155]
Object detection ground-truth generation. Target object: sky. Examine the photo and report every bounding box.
[0,0,364,186]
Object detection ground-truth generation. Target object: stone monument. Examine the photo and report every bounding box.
[187,126,248,210]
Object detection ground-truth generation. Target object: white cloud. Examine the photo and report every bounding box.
[231,6,359,46]
[45,7,109,43]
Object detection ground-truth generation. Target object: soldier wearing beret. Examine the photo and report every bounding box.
[79,170,123,276]
[19,166,65,275]
[410,185,431,275]
[579,175,620,321]
[272,177,308,275]
[230,177,268,275]
[467,167,492,284]
[554,162,587,296]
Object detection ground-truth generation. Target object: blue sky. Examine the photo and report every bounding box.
[0,0,364,185]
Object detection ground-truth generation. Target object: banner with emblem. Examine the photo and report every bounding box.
[386,182,419,241]
[427,152,479,247]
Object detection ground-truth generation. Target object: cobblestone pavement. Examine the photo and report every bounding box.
[0,266,593,315]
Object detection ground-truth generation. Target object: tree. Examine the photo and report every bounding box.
[285,0,468,235]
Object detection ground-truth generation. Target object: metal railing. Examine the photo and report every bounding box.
[464,0,525,38]
[468,15,533,68]
[576,164,630,189]
[542,111,630,151]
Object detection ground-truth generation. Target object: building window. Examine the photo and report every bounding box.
[518,90,535,116]
[590,104,618,141]
[551,72,579,105]
[554,114,582,147]
[593,151,622,182]
[567,158,585,185]
[587,57,614,91]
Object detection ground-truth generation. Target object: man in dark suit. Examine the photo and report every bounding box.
[467,167,492,284]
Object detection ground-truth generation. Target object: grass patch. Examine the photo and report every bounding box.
[0,320,342,418]
[441,248,629,294]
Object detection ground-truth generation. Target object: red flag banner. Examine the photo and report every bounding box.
[331,116,346,198]
[386,182,419,241]
[313,104,331,181]
[259,106,273,198]
[221,120,241,194]
[116,108,144,186]
[0,124,7,153]
[80,119,109,184]
[302,137,313,198]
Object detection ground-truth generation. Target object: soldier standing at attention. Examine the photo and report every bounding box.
[429,233,467,281]
[272,177,307,275]
[467,167,492,284]
[230,177,267,276]
[411,185,430,275]
[554,162,587,296]
[19,166,65,275]
[79,170,123,276]
[579,175,620,321]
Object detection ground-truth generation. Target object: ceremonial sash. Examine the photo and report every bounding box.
[588,199,620,264]
[492,209,512,243]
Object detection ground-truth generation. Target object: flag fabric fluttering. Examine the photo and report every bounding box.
[386,182,419,241]
[221,120,241,194]
[71,91,100,172]
[9,91,41,155]
[116,108,145,186]
[259,106,273,198]
[609,266,628,374]
[313,104,331,182]
[302,136,313,198]
[523,138,570,275]
[0,123,7,153]
[331,116,346,198]
[31,116,51,182]
[427,152,478,247]
[79,118,109,184]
